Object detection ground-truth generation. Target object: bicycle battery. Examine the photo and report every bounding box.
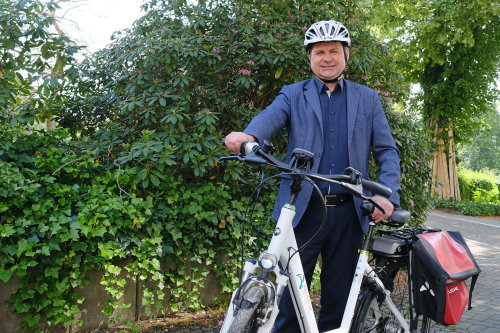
[371,236,410,257]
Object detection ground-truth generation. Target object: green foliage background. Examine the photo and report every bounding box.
[1,0,433,330]
[457,111,500,171]
[0,0,80,125]
[457,168,499,204]
[365,0,499,143]
[433,168,500,217]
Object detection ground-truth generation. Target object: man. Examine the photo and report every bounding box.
[225,20,400,332]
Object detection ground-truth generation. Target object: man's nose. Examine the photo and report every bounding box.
[322,53,333,61]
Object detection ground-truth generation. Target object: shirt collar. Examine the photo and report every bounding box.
[313,76,344,95]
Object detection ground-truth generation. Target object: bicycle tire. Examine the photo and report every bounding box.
[350,258,431,333]
[228,287,265,333]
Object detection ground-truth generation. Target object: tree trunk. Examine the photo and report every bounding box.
[46,117,55,131]
[430,121,461,200]
[46,4,66,131]
[447,127,461,201]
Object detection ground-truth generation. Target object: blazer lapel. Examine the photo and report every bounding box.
[345,79,360,153]
[304,79,323,135]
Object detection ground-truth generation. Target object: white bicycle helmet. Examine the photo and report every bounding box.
[304,20,351,49]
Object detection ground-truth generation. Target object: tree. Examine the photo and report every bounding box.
[366,0,500,200]
[0,0,80,127]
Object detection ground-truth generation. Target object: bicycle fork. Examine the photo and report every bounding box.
[220,205,306,333]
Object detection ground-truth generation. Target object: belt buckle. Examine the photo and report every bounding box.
[324,194,339,207]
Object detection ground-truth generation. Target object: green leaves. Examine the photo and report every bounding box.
[0,0,80,125]
[274,66,283,79]
[44,267,59,279]
[366,0,500,142]
[384,112,434,226]
[0,267,15,283]
[0,126,160,329]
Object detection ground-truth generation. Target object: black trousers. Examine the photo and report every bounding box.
[273,200,363,332]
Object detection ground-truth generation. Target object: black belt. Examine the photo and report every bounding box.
[324,194,352,207]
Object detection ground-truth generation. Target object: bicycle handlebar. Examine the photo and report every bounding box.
[220,139,409,259]
[220,140,392,201]
[360,179,393,198]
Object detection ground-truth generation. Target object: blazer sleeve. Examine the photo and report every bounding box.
[370,91,401,206]
[243,86,291,144]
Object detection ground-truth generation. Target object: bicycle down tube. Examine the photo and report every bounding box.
[220,202,319,333]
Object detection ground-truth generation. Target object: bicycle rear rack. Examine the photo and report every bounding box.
[371,227,441,257]
[378,227,441,240]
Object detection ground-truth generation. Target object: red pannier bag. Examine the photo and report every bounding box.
[412,231,480,325]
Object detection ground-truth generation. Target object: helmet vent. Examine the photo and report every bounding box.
[303,20,351,48]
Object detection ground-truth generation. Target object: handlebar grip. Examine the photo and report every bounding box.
[240,141,259,156]
[361,179,392,198]
[221,138,258,156]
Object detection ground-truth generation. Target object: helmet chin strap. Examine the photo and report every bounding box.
[321,74,343,84]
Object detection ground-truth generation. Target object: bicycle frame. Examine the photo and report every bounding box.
[219,142,411,333]
[220,204,411,333]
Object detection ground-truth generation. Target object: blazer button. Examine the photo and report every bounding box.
[315,153,320,158]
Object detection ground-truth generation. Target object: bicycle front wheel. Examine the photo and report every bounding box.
[351,258,431,333]
[228,287,265,333]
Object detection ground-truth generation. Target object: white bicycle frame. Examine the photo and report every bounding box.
[220,203,411,333]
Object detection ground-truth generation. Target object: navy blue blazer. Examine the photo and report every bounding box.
[244,78,401,233]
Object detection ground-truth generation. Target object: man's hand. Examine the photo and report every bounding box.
[370,196,394,223]
[224,132,256,154]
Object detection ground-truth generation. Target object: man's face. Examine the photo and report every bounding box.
[308,41,349,81]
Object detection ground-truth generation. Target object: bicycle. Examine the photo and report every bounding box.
[219,140,433,333]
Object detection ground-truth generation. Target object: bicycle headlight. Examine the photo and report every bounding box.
[258,252,277,271]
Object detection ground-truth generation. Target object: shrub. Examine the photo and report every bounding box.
[459,203,498,216]
[386,112,434,226]
[457,168,499,203]
[0,126,158,329]
[432,198,500,217]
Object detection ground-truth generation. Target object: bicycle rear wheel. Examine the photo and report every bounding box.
[350,258,431,333]
[228,287,265,333]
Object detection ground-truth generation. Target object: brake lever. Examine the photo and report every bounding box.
[219,155,243,162]
[219,150,268,165]
[364,196,386,215]
[339,182,387,215]
[243,150,268,165]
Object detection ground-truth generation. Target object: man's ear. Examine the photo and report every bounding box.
[345,47,350,63]
[308,53,311,62]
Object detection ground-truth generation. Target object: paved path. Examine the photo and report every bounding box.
[139,211,500,333]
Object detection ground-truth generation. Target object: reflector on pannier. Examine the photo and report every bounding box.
[412,231,480,325]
